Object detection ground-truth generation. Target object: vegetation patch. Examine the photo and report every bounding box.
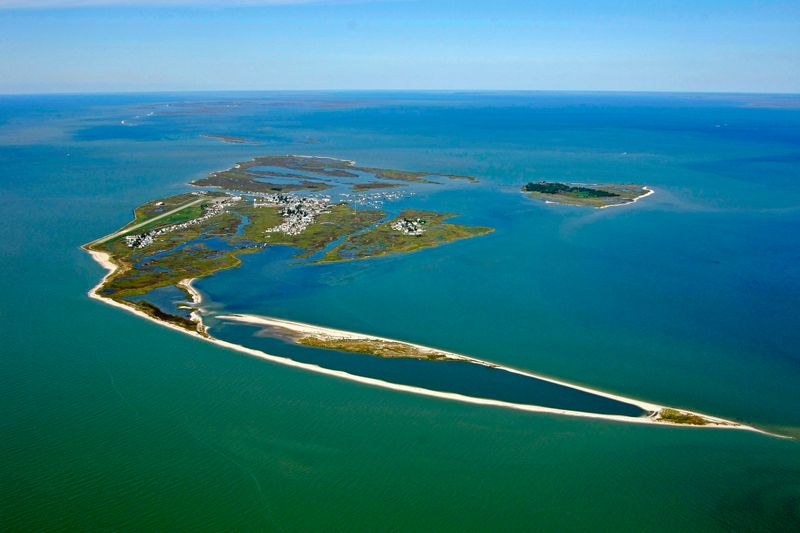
[229,203,385,256]
[130,300,202,334]
[524,182,619,198]
[353,182,406,191]
[119,192,221,232]
[193,169,331,194]
[320,209,493,262]
[297,336,451,360]
[658,408,709,425]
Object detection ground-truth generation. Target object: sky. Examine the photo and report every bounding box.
[0,0,798,94]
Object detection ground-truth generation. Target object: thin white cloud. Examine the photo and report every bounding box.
[0,0,343,8]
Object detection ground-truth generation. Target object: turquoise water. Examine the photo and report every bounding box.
[1,92,799,530]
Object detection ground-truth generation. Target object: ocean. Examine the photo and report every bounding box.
[1,92,799,530]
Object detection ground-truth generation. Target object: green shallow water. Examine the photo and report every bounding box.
[1,92,799,530]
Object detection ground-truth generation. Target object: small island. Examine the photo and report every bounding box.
[522,181,653,208]
[201,134,261,145]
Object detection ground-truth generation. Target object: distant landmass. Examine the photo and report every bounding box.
[522,181,653,208]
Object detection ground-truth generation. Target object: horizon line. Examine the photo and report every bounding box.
[2,88,799,97]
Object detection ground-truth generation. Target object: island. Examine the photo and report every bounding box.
[201,133,261,145]
[522,181,653,208]
[192,154,479,194]
[83,155,492,336]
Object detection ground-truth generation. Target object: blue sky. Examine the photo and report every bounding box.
[0,0,798,94]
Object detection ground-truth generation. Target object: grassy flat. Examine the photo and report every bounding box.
[658,408,709,425]
[118,192,222,232]
[191,154,479,193]
[319,209,493,262]
[193,169,332,194]
[230,203,385,257]
[298,336,451,360]
[352,182,406,191]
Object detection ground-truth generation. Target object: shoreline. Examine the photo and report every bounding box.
[293,154,357,166]
[531,185,655,209]
[598,186,655,209]
[217,314,475,362]
[86,196,208,247]
[215,313,773,433]
[83,247,782,438]
[84,248,211,340]
[177,278,202,305]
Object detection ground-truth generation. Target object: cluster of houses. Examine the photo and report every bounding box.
[391,217,427,236]
[255,194,331,236]
[123,186,422,250]
[124,196,241,249]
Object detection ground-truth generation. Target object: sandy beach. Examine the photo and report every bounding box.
[84,248,779,437]
[294,154,357,165]
[217,313,472,362]
[598,186,655,209]
[84,248,211,340]
[215,312,773,433]
[177,278,202,305]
